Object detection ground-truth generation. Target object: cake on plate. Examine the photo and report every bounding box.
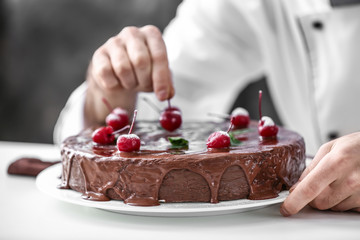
[59,120,306,206]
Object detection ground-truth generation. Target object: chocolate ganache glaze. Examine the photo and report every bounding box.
[59,121,306,206]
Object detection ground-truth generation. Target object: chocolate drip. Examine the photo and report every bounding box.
[58,152,74,189]
[60,121,306,206]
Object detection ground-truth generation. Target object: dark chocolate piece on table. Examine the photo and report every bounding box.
[7,157,60,177]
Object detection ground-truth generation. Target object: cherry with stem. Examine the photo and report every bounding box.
[117,110,141,152]
[206,122,234,148]
[258,90,278,138]
[142,97,182,132]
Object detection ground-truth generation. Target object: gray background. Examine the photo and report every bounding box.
[0,0,182,143]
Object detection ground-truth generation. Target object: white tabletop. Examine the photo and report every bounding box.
[1,141,359,240]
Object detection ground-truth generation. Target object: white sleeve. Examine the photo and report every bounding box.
[53,82,87,145]
[159,0,265,120]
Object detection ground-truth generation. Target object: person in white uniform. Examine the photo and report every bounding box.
[54,0,360,216]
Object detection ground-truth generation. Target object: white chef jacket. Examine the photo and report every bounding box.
[54,0,360,155]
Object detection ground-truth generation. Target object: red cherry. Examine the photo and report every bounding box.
[106,107,129,131]
[160,109,182,131]
[102,98,129,130]
[207,122,233,148]
[258,116,278,137]
[159,100,182,132]
[230,107,250,129]
[258,90,278,138]
[117,110,141,152]
[117,134,141,152]
[92,125,130,145]
[206,131,231,148]
[92,126,115,145]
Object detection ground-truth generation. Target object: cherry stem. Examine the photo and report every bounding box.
[167,99,171,109]
[112,125,130,135]
[141,96,161,113]
[226,121,234,133]
[258,90,263,120]
[128,110,137,134]
[102,97,113,113]
[207,112,231,120]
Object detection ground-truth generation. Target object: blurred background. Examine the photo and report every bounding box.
[0,0,182,143]
[0,0,280,144]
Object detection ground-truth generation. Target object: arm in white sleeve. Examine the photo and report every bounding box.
[53,82,87,145]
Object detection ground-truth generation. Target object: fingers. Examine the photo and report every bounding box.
[309,177,353,211]
[287,141,334,197]
[298,141,334,182]
[141,25,174,100]
[329,173,360,211]
[91,49,120,89]
[280,153,338,216]
[331,194,360,212]
[281,133,360,216]
[106,36,138,90]
[120,27,152,90]
[90,25,173,101]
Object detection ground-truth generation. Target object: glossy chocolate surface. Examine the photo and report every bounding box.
[60,121,306,206]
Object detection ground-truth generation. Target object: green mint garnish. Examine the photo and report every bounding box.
[228,132,242,146]
[168,137,189,149]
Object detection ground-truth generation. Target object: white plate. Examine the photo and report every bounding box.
[36,163,288,217]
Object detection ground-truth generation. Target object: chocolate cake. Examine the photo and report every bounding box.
[59,121,306,206]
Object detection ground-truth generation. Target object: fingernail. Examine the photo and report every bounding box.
[156,89,168,101]
[280,204,291,217]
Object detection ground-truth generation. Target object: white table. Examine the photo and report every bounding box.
[1,141,359,240]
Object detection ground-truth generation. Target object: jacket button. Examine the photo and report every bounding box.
[328,132,339,140]
[312,21,324,30]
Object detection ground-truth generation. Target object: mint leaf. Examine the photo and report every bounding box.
[168,137,189,149]
[228,132,242,146]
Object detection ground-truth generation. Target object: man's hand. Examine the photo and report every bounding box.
[85,25,174,127]
[281,132,360,216]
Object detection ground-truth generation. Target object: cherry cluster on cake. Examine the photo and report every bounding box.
[91,98,140,152]
[92,90,277,152]
[92,98,130,145]
[206,90,278,149]
[92,97,182,152]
